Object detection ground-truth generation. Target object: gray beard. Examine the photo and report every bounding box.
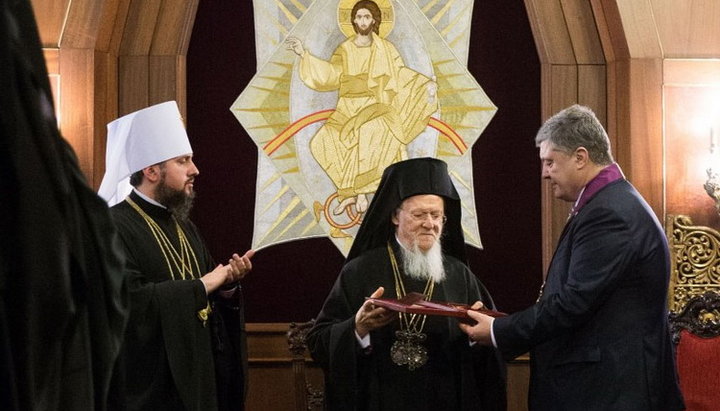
[399,239,446,283]
[155,180,195,222]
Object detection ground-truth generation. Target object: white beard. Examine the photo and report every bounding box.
[400,239,446,283]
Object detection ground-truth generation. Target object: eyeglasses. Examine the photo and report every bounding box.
[401,209,447,224]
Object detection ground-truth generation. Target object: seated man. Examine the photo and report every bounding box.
[307,157,505,411]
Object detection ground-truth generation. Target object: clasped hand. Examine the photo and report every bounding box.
[201,249,255,294]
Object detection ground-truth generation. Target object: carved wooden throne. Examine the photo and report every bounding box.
[666,215,720,313]
[666,215,720,410]
[287,320,324,411]
[668,292,720,411]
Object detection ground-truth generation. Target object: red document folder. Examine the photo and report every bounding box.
[367,292,507,322]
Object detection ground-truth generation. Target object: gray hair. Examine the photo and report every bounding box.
[534,104,613,165]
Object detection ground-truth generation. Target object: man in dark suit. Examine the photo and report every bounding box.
[460,105,684,410]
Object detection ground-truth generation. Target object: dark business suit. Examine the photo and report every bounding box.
[494,179,684,410]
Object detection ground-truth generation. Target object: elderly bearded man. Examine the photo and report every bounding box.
[98,101,253,411]
[307,158,505,411]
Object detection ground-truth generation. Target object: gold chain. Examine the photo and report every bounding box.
[126,197,201,280]
[387,243,434,333]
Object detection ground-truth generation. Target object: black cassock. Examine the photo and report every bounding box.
[1,1,128,410]
[111,191,247,411]
[307,240,506,411]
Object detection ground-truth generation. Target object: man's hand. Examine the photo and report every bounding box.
[200,264,234,294]
[458,308,494,345]
[227,249,255,281]
[285,36,305,56]
[355,287,396,337]
[201,249,255,294]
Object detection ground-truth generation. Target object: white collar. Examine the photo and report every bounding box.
[395,234,412,251]
[133,188,166,209]
[571,186,587,215]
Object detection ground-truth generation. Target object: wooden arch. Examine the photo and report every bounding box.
[525,0,720,272]
[32,0,198,188]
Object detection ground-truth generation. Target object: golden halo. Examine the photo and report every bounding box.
[338,0,394,39]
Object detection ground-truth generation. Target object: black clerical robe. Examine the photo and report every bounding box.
[111,191,247,411]
[307,242,506,411]
[2,1,128,410]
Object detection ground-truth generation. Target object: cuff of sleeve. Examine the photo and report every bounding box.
[217,283,240,299]
[355,330,371,349]
[490,318,498,348]
[193,279,209,309]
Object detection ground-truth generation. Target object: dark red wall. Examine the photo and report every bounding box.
[186,1,542,322]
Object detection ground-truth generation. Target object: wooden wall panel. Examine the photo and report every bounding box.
[560,0,605,64]
[97,0,131,53]
[116,0,196,117]
[665,59,720,84]
[152,0,199,55]
[620,58,664,217]
[507,359,530,411]
[92,50,119,188]
[118,56,150,115]
[116,56,189,118]
[578,65,607,124]
[539,64,578,272]
[524,0,575,64]
[42,48,59,73]
[590,0,627,61]
[59,48,96,181]
[148,56,183,106]
[30,0,68,47]
[549,65,579,111]
[248,365,307,410]
[652,0,720,58]
[61,0,104,48]
[613,0,662,59]
[604,61,618,153]
[120,0,162,55]
[663,59,720,228]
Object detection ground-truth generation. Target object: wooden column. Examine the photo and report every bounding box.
[524,0,606,273]
[592,0,664,218]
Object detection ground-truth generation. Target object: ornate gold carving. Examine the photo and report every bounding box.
[669,292,720,344]
[667,215,720,313]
